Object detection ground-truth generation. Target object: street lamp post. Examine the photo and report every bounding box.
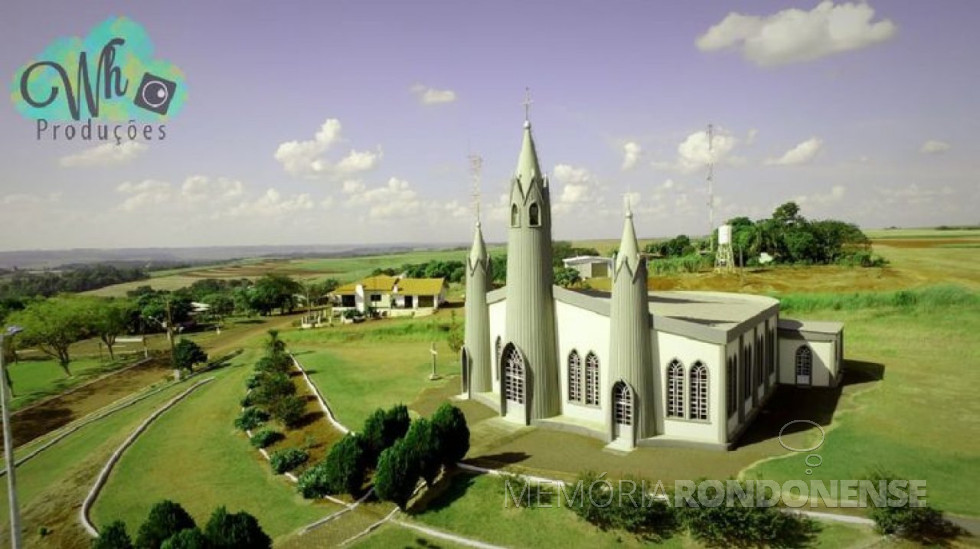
[1,325,24,549]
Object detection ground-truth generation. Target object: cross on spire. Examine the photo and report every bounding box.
[522,87,533,122]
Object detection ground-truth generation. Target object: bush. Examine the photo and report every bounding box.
[135,500,196,549]
[254,355,290,375]
[249,429,283,449]
[234,407,269,431]
[403,418,440,485]
[173,339,207,371]
[203,506,272,549]
[361,404,411,464]
[93,520,133,549]
[269,447,309,474]
[270,394,306,428]
[865,469,959,543]
[431,403,469,466]
[160,528,208,549]
[245,372,261,389]
[250,372,296,406]
[298,433,367,498]
[374,439,420,510]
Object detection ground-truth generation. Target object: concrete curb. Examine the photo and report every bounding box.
[79,377,215,538]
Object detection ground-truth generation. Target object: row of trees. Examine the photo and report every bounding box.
[0,264,148,302]
[93,500,270,549]
[297,402,470,510]
[237,331,307,433]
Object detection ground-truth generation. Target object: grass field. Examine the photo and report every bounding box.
[90,348,340,543]
[405,472,879,548]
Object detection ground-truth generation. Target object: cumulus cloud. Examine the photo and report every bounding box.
[1,192,61,205]
[345,177,422,220]
[697,1,897,66]
[552,164,602,212]
[920,139,951,154]
[765,137,824,166]
[59,142,147,167]
[876,183,955,206]
[654,128,738,174]
[181,176,243,202]
[225,189,315,218]
[621,141,642,171]
[274,118,382,180]
[410,84,457,105]
[116,179,173,212]
[795,184,846,206]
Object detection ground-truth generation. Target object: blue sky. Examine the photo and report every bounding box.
[1,1,977,250]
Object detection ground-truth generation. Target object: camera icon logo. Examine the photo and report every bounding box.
[133,72,177,115]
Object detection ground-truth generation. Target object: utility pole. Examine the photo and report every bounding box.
[1,326,24,549]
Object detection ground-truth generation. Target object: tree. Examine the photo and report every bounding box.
[298,433,367,498]
[8,296,93,376]
[93,520,134,549]
[270,394,306,428]
[160,528,208,549]
[135,500,196,549]
[374,439,420,510]
[431,403,469,466]
[360,404,411,464]
[446,311,463,354]
[203,506,272,549]
[173,339,208,372]
[403,418,440,485]
[249,275,303,315]
[773,201,802,225]
[87,298,136,361]
[553,266,582,288]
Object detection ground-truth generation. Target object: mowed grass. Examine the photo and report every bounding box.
[7,356,139,411]
[407,472,878,549]
[0,380,190,547]
[350,523,470,549]
[91,348,339,542]
[746,300,980,516]
[283,318,458,428]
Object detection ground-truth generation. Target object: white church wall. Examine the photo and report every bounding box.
[488,300,506,394]
[725,341,740,438]
[778,338,834,387]
[654,330,723,444]
[554,300,609,425]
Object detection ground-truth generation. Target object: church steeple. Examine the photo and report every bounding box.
[515,122,543,195]
[463,220,492,394]
[609,207,656,445]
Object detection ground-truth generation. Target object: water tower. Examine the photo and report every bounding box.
[715,224,735,272]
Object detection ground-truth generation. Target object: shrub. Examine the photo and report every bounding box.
[431,403,469,466]
[374,439,420,510]
[249,429,283,449]
[135,500,196,549]
[160,528,208,549]
[240,393,253,407]
[250,372,296,406]
[297,433,367,498]
[245,372,261,389]
[234,407,269,431]
[254,356,290,375]
[865,469,959,543]
[173,339,207,372]
[203,506,272,549]
[403,418,440,485]
[270,394,306,428]
[269,447,309,474]
[568,472,678,541]
[361,404,411,464]
[93,520,133,549]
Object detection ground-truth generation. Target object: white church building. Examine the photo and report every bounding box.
[460,116,844,451]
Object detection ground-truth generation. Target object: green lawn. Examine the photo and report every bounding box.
[407,472,878,548]
[0,380,190,547]
[7,356,139,411]
[90,348,339,542]
[350,523,469,549]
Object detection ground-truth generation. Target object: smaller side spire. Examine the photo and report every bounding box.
[469,221,488,267]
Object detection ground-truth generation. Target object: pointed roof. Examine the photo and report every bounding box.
[469,221,487,264]
[514,121,542,194]
[615,209,641,273]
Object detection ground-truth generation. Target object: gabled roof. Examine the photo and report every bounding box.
[333,275,398,295]
[395,277,446,295]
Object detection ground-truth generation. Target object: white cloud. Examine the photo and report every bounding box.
[876,183,955,206]
[795,184,846,206]
[181,176,243,202]
[552,164,601,212]
[274,118,381,179]
[765,137,824,166]
[654,128,738,174]
[59,142,147,167]
[226,189,315,218]
[410,84,457,105]
[697,1,897,67]
[621,141,642,171]
[117,179,173,212]
[746,128,759,145]
[345,177,422,220]
[1,192,61,205]
[920,140,951,154]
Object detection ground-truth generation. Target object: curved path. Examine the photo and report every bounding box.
[80,377,216,537]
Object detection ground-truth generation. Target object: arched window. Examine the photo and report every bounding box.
[504,345,525,404]
[528,202,540,226]
[495,336,502,380]
[510,204,520,227]
[461,348,469,388]
[567,350,582,403]
[689,361,708,420]
[614,382,632,426]
[726,357,736,417]
[667,360,684,418]
[585,352,600,406]
[795,346,812,385]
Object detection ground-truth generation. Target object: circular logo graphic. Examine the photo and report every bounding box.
[777,419,825,452]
